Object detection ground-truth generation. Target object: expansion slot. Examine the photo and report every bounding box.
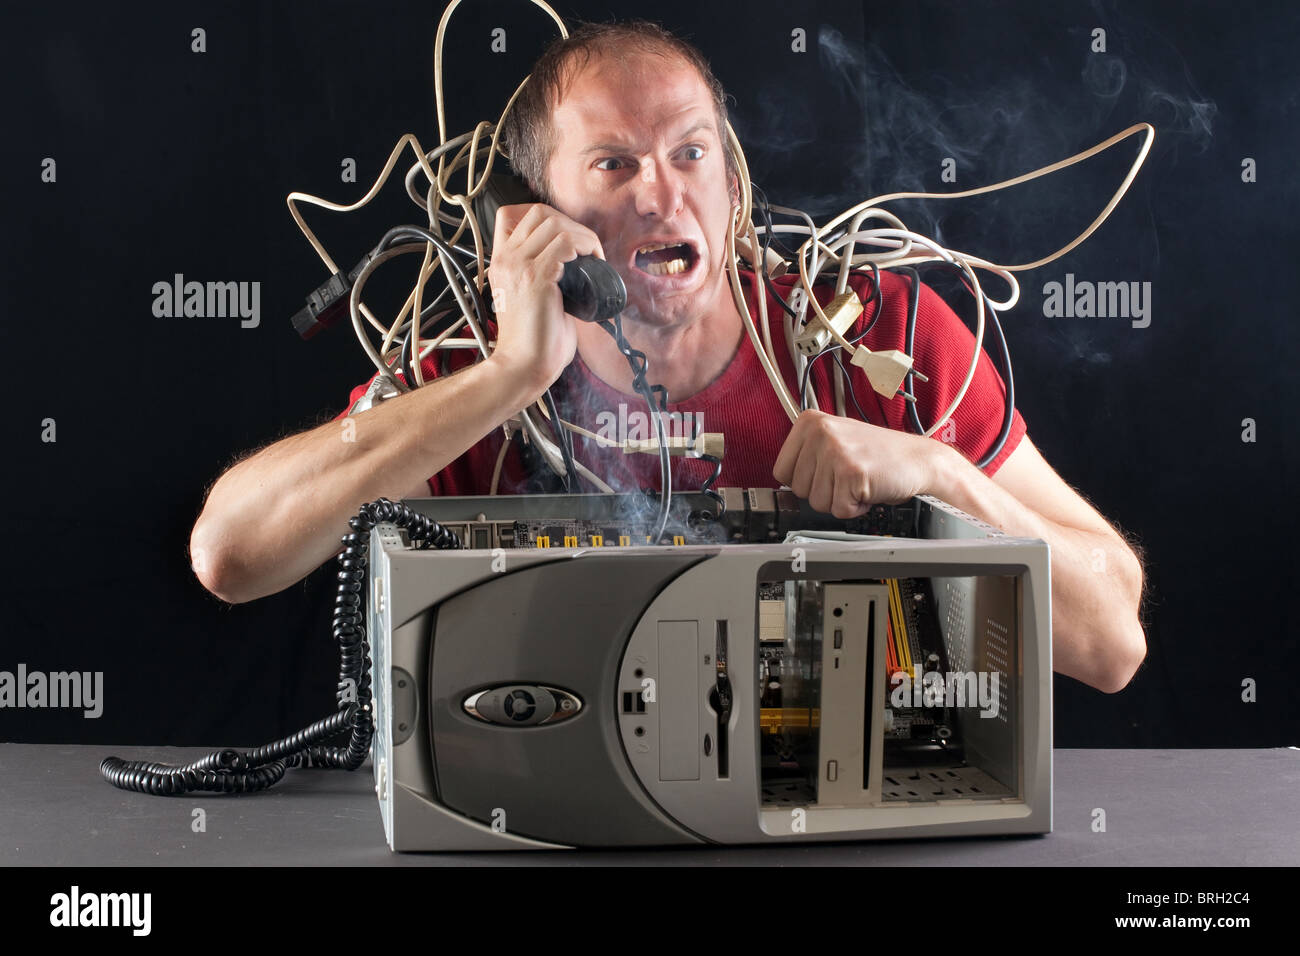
[760,707,821,734]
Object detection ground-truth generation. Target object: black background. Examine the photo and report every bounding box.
[3,0,1296,748]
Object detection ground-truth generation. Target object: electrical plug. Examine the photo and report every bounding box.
[622,432,725,458]
[850,348,924,400]
[794,292,863,356]
[734,235,788,278]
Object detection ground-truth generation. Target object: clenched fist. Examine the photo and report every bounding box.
[773,410,947,518]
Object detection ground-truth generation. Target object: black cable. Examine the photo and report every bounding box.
[753,193,887,419]
[375,225,590,492]
[348,230,482,394]
[831,350,871,422]
[377,226,489,331]
[848,261,884,342]
[751,190,885,334]
[598,313,672,541]
[797,344,867,422]
[543,388,576,493]
[391,236,498,388]
[799,344,828,411]
[805,261,885,409]
[900,267,926,437]
[750,188,800,321]
[897,265,1015,470]
[100,499,460,796]
[399,304,458,389]
[753,187,879,343]
[382,240,488,367]
[762,266,799,320]
[367,236,486,369]
[974,296,1015,470]
[696,453,725,518]
[750,184,800,261]
[782,254,883,414]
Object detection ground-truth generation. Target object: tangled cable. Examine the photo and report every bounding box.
[286,0,1153,495]
[101,500,459,796]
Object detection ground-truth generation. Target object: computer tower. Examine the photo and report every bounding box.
[367,491,1051,849]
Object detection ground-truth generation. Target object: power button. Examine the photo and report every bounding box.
[463,685,582,727]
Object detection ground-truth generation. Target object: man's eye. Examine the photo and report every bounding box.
[681,146,705,160]
[594,158,625,171]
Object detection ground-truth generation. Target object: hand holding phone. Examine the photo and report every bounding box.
[475,173,625,323]
[485,202,606,392]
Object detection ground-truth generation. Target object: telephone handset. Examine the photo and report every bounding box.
[474,173,673,535]
[472,172,627,323]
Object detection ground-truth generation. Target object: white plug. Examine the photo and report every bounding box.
[734,235,788,278]
[794,292,864,357]
[622,432,725,458]
[850,348,916,399]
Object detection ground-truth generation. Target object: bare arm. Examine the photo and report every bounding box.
[189,355,543,604]
[191,202,605,604]
[931,436,1147,692]
[774,413,1146,693]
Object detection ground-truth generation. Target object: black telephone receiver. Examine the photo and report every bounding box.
[472,172,626,322]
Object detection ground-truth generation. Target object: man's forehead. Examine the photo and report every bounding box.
[550,51,717,144]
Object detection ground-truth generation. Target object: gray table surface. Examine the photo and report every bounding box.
[2,745,1296,865]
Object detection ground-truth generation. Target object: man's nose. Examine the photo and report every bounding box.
[633,158,685,219]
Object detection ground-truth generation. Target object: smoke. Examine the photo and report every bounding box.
[1083,54,1128,101]
[733,18,1217,258]
[1143,89,1218,151]
[553,361,710,537]
[545,9,1224,497]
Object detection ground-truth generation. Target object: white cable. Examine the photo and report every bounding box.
[489,431,512,495]
[402,132,475,209]
[289,0,1155,498]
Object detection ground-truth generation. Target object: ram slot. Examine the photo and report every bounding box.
[885,613,900,677]
[887,579,913,675]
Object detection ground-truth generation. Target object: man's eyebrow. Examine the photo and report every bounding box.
[579,121,717,155]
[671,120,716,144]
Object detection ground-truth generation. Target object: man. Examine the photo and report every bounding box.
[190,21,1146,694]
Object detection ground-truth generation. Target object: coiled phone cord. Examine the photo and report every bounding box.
[100,499,460,795]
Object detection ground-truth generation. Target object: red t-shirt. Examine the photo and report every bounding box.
[339,268,1026,496]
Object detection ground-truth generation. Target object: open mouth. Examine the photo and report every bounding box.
[633,241,697,277]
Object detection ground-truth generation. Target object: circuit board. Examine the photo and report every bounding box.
[418,488,917,551]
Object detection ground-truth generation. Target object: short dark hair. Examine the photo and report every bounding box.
[498,20,736,203]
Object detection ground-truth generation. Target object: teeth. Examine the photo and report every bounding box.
[644,258,688,276]
[638,241,680,254]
